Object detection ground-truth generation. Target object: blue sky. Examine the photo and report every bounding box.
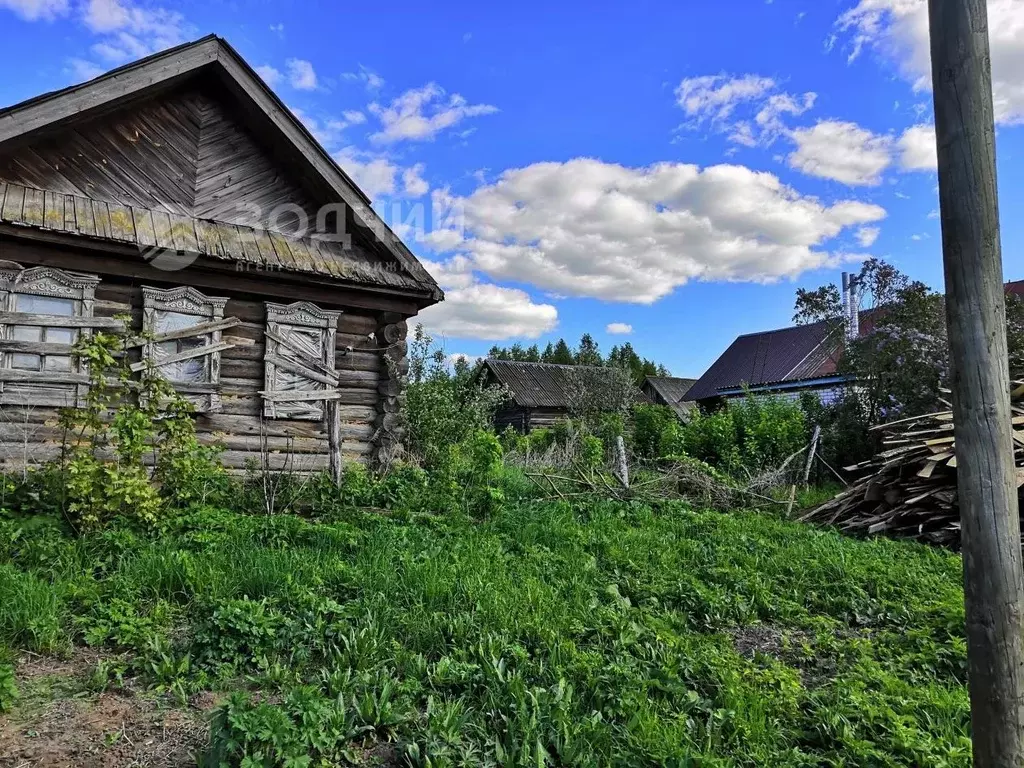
[1,0,1022,377]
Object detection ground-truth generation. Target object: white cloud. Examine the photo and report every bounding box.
[856,226,880,247]
[447,352,480,367]
[81,0,188,60]
[0,0,67,20]
[342,65,384,91]
[286,58,318,90]
[897,123,937,170]
[675,73,816,148]
[606,323,633,335]
[402,164,429,197]
[788,120,893,185]
[269,22,284,36]
[836,0,1024,124]
[369,82,498,143]
[333,147,400,199]
[292,108,370,151]
[417,281,558,340]
[331,146,431,201]
[67,57,105,82]
[256,64,283,88]
[437,158,886,304]
[676,74,777,124]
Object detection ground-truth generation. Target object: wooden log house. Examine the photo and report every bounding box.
[0,36,443,474]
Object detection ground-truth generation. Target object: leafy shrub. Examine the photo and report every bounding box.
[632,403,680,460]
[680,393,806,475]
[800,390,878,478]
[404,326,507,468]
[53,326,227,531]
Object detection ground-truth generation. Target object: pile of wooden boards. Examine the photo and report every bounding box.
[801,381,1024,548]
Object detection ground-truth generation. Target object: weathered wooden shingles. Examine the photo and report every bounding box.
[0,88,424,292]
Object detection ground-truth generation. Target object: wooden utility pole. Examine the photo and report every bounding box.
[928,1,1024,764]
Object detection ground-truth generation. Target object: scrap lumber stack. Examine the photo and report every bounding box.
[802,381,1024,548]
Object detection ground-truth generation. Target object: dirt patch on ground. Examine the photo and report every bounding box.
[730,624,868,689]
[0,649,214,768]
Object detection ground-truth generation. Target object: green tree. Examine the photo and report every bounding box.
[575,333,603,366]
[545,339,575,364]
[406,325,507,468]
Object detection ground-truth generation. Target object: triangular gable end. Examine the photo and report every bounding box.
[0,36,440,301]
[0,87,322,232]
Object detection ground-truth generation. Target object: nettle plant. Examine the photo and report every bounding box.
[56,319,225,531]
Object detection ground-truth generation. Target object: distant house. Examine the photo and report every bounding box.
[478,359,644,432]
[641,376,697,419]
[687,278,1024,410]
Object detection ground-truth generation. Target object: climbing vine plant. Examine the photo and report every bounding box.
[56,319,225,532]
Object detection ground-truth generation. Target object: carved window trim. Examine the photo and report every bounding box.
[262,301,341,421]
[141,286,230,413]
[0,264,101,407]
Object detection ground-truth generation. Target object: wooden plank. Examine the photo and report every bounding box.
[133,208,157,248]
[169,213,199,253]
[151,210,175,250]
[129,340,235,372]
[263,328,336,376]
[93,201,112,240]
[194,219,223,257]
[0,38,220,144]
[1,184,25,221]
[74,196,97,236]
[236,225,263,264]
[260,389,342,403]
[0,313,124,328]
[43,191,63,229]
[0,369,88,384]
[0,340,77,355]
[123,317,241,347]
[106,202,136,241]
[63,194,76,232]
[264,354,340,387]
[21,187,44,227]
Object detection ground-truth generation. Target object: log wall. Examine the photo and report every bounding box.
[0,272,411,474]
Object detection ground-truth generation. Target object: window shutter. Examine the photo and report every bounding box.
[262,302,341,421]
[139,286,235,413]
[0,265,103,407]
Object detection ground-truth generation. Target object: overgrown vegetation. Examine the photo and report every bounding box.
[0,471,971,765]
[0,309,976,766]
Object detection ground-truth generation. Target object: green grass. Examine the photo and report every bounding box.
[0,495,971,766]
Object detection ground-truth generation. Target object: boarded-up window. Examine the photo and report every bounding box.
[141,286,231,413]
[262,301,341,421]
[0,265,100,407]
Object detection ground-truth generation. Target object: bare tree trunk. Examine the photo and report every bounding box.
[928,1,1024,763]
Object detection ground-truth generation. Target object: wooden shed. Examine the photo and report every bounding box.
[478,359,643,433]
[0,36,442,473]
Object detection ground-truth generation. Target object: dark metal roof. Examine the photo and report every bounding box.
[482,359,633,408]
[689,279,1024,403]
[643,376,697,417]
[685,321,836,402]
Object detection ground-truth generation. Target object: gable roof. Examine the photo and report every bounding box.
[684,321,839,402]
[0,35,441,303]
[481,359,640,408]
[643,376,698,417]
[688,279,1024,402]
